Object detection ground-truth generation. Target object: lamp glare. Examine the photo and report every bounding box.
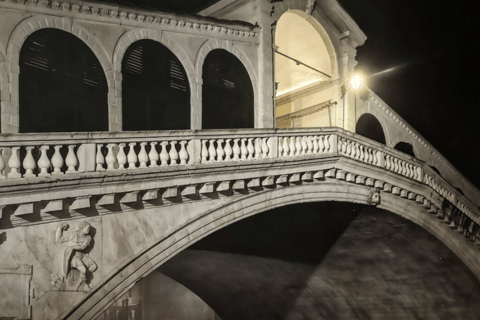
[350,75,362,90]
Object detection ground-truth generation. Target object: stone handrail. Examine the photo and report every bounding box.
[0,128,478,224]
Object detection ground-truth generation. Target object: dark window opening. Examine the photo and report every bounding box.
[394,142,416,157]
[20,28,108,133]
[202,49,254,129]
[429,166,442,177]
[122,40,190,131]
[355,114,386,144]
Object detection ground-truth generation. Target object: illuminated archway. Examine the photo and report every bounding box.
[274,10,337,128]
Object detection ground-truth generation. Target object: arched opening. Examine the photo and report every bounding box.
[19,28,108,133]
[122,40,190,131]
[429,165,442,177]
[149,202,480,319]
[356,113,386,144]
[274,11,335,128]
[202,49,254,129]
[394,142,416,157]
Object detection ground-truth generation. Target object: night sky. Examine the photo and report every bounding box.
[113,1,477,188]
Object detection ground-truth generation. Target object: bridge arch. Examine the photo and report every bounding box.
[195,39,258,128]
[66,181,480,319]
[356,112,388,145]
[5,16,114,132]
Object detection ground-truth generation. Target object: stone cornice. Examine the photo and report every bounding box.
[0,0,259,39]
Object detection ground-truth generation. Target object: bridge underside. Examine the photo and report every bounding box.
[94,202,480,320]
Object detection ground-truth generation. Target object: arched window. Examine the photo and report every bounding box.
[355,114,386,144]
[394,142,416,157]
[122,40,190,131]
[20,28,108,132]
[202,49,254,129]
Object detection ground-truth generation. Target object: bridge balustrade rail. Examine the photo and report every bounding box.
[0,128,478,225]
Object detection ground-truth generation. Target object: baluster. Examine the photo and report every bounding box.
[295,137,302,156]
[96,144,105,171]
[224,139,233,161]
[38,145,51,177]
[324,135,331,152]
[247,138,255,160]
[306,136,313,154]
[216,139,225,161]
[127,143,137,169]
[405,162,411,177]
[65,145,78,174]
[267,137,273,158]
[201,140,208,163]
[149,142,159,167]
[240,139,248,160]
[51,145,64,175]
[278,138,283,158]
[169,141,179,165]
[233,139,241,161]
[0,148,5,179]
[300,136,307,155]
[160,142,169,166]
[346,140,352,157]
[372,150,378,165]
[22,146,36,178]
[8,147,21,178]
[394,158,400,173]
[289,137,296,156]
[312,136,319,154]
[138,142,149,168]
[179,141,189,165]
[208,139,217,162]
[320,136,326,153]
[254,138,262,159]
[384,155,390,170]
[105,144,117,171]
[264,137,271,158]
[117,144,127,170]
[409,164,415,178]
[367,148,373,163]
[401,161,407,176]
[351,142,357,159]
[412,165,418,180]
[282,137,289,157]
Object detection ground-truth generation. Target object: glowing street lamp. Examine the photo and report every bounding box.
[341,74,363,129]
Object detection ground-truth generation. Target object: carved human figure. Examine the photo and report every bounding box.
[55,221,97,291]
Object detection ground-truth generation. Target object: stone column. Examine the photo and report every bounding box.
[339,33,359,132]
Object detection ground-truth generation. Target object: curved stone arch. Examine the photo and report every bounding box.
[5,15,114,131]
[355,109,391,146]
[271,7,340,80]
[390,136,420,159]
[113,28,196,130]
[195,39,258,127]
[67,182,480,319]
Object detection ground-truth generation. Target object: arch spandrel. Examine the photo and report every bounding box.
[65,182,480,319]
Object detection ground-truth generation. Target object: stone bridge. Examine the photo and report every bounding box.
[0,0,479,318]
[1,127,480,319]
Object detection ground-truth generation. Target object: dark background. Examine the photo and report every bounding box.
[106,0,477,188]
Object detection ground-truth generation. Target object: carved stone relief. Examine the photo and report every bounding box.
[51,221,97,292]
[367,187,381,206]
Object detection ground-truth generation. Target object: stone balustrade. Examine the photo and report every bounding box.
[0,128,478,227]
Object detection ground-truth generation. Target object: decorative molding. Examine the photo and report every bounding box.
[0,0,259,39]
